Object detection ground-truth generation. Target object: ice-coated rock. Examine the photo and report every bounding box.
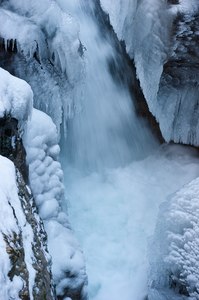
[24,109,88,299]
[101,0,199,147]
[148,177,199,299]
[0,155,55,300]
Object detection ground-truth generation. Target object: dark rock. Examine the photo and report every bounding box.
[0,115,28,181]
[167,0,180,5]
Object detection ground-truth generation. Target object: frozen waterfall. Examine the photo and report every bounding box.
[1,0,199,299]
[58,1,199,300]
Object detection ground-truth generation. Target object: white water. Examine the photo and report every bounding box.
[58,1,199,299]
[64,145,199,300]
[59,0,156,172]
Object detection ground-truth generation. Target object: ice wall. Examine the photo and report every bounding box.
[101,0,199,146]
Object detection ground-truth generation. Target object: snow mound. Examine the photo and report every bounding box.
[0,67,32,127]
[24,108,87,298]
[149,176,199,299]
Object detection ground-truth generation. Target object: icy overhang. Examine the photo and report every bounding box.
[0,68,33,130]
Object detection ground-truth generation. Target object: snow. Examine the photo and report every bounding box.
[149,174,199,299]
[1,1,199,300]
[24,108,87,297]
[0,155,35,299]
[0,67,32,127]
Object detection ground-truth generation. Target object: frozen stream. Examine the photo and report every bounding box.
[58,1,199,299]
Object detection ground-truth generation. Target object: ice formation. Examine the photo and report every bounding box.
[149,175,199,299]
[1,1,199,300]
[0,155,54,300]
[0,62,87,298]
[24,109,87,298]
[0,0,84,128]
[101,0,199,146]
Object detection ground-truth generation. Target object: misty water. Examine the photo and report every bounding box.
[60,1,199,299]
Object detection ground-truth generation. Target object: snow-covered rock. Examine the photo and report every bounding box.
[0,67,32,130]
[0,155,54,300]
[0,64,87,298]
[148,177,199,299]
[24,109,88,299]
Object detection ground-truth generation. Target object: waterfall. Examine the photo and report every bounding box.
[57,1,199,300]
[59,0,157,172]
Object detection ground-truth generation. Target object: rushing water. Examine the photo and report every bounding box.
[58,1,199,299]
[59,0,157,172]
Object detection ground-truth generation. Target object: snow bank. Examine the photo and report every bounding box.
[24,108,87,298]
[0,67,32,128]
[149,176,199,299]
